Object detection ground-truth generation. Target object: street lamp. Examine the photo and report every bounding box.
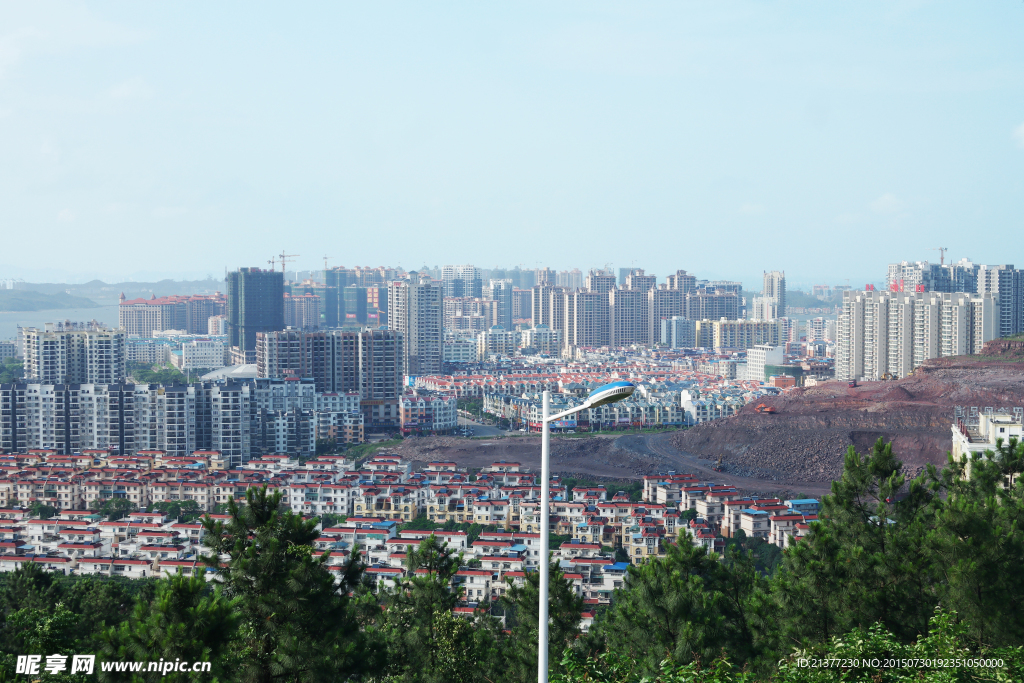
[537,381,635,683]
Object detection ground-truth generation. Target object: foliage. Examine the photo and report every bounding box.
[30,501,59,520]
[0,358,23,384]
[99,570,237,682]
[558,608,1024,682]
[438,518,498,544]
[398,515,439,532]
[90,497,136,521]
[318,512,347,529]
[587,542,770,675]
[500,560,584,682]
[721,535,783,576]
[126,362,186,385]
[201,485,367,683]
[149,500,203,523]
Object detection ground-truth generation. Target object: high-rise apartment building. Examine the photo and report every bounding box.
[22,325,126,384]
[512,289,532,321]
[684,289,741,321]
[256,329,402,405]
[389,278,443,376]
[660,317,696,348]
[665,270,698,293]
[226,267,285,357]
[625,269,657,293]
[485,279,514,329]
[283,293,321,330]
[531,285,567,329]
[609,289,648,346]
[120,293,225,337]
[556,269,585,289]
[585,270,617,294]
[648,288,684,345]
[836,289,999,382]
[886,258,979,293]
[977,264,1024,338]
[695,319,781,350]
[441,265,483,298]
[564,290,608,348]
[761,271,787,319]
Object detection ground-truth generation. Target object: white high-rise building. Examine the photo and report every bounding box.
[23,325,126,384]
[760,271,786,320]
[441,265,482,298]
[389,278,443,376]
[660,317,696,348]
[836,289,999,382]
[977,264,1024,338]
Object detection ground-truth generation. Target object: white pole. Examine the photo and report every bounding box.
[538,390,550,683]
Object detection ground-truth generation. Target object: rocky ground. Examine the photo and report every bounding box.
[669,349,1024,485]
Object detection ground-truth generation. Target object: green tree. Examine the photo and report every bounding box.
[91,498,136,521]
[29,501,59,520]
[590,542,768,675]
[928,436,1024,647]
[150,500,202,523]
[99,570,237,682]
[774,439,940,647]
[371,534,468,682]
[500,560,584,683]
[201,485,366,683]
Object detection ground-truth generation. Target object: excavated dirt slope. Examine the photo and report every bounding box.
[669,352,1024,485]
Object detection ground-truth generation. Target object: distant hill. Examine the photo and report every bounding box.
[0,290,100,311]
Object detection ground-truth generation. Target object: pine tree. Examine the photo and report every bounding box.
[201,485,366,683]
[930,436,1024,647]
[775,439,940,646]
[498,560,584,682]
[592,542,765,675]
[99,570,237,682]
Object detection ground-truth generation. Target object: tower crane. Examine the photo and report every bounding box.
[322,255,332,272]
[928,247,948,265]
[267,257,276,270]
[278,251,300,274]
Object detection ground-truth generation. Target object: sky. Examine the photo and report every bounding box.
[1,1,1023,291]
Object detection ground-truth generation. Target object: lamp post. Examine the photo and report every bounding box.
[537,381,635,683]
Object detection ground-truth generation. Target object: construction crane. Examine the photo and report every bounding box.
[278,251,300,274]
[267,257,276,270]
[322,255,332,272]
[929,247,948,265]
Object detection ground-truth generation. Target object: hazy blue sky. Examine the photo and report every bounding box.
[1,1,1023,290]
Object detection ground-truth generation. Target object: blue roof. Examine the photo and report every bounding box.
[607,562,630,571]
[786,499,819,505]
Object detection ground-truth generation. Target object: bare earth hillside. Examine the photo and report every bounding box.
[669,350,1024,486]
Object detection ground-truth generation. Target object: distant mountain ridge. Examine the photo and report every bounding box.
[0,290,100,311]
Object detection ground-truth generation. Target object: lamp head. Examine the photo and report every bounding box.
[586,381,635,408]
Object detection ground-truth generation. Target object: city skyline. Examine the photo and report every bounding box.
[2,3,1023,285]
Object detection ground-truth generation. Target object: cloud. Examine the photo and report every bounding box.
[870,193,904,214]
[1014,122,1024,149]
[109,76,152,100]
[0,6,145,80]
[738,203,766,216]
[57,209,75,222]
[153,206,187,218]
